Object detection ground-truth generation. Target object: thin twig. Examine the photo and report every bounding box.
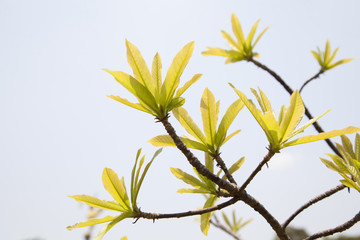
[210,214,242,240]
[248,58,340,156]
[304,210,360,240]
[282,184,346,228]
[137,197,239,219]
[299,70,324,93]
[238,149,275,193]
[214,154,237,184]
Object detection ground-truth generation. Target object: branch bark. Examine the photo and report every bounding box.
[299,70,324,93]
[282,184,346,228]
[304,210,360,240]
[214,154,237,184]
[210,214,242,240]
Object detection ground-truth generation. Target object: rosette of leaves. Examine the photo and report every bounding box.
[230,85,360,153]
[221,210,253,234]
[202,13,268,62]
[170,153,244,235]
[321,134,360,192]
[104,40,201,119]
[312,40,354,71]
[149,88,244,156]
[67,148,161,240]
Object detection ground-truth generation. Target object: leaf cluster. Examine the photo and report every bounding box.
[149,88,244,155]
[321,134,360,192]
[67,149,161,240]
[105,40,201,119]
[202,13,268,62]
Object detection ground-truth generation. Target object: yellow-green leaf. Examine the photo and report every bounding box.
[125,40,155,95]
[246,19,260,50]
[170,167,209,190]
[102,168,131,211]
[231,13,245,45]
[279,90,305,142]
[67,215,117,230]
[201,88,218,145]
[161,42,195,104]
[283,126,360,147]
[175,73,202,98]
[107,95,153,114]
[69,195,127,212]
[172,107,207,144]
[151,52,162,101]
[201,196,217,235]
[103,69,158,114]
[177,188,211,194]
[202,47,242,58]
[215,99,244,148]
[221,30,241,51]
[94,212,134,240]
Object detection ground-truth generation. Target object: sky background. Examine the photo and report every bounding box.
[1,0,360,240]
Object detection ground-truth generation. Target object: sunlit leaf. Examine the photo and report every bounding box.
[231,13,245,45]
[201,88,218,145]
[177,188,211,194]
[175,73,202,98]
[200,196,217,235]
[151,52,162,101]
[94,212,134,240]
[283,127,360,147]
[67,215,117,230]
[125,40,155,95]
[170,167,209,190]
[69,195,126,212]
[107,95,153,114]
[161,42,195,104]
[102,168,131,211]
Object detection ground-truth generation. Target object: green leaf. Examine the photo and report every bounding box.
[94,212,134,240]
[67,215,117,230]
[151,52,162,101]
[222,129,241,145]
[205,152,214,173]
[131,149,142,208]
[175,73,202,98]
[177,188,211,194]
[246,19,260,51]
[223,157,245,180]
[215,99,244,148]
[231,13,245,45]
[103,69,158,114]
[202,47,242,58]
[167,97,185,112]
[355,133,360,160]
[107,95,153,114]
[221,30,241,51]
[69,195,127,212]
[170,167,209,190]
[148,135,176,147]
[341,135,355,159]
[161,42,195,104]
[279,90,305,142]
[328,58,355,69]
[200,196,217,235]
[102,168,131,211]
[172,107,207,144]
[253,26,269,49]
[125,40,155,96]
[283,126,360,147]
[201,88,218,145]
[134,148,162,203]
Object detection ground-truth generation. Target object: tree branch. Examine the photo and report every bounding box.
[214,154,237,184]
[210,214,242,240]
[304,210,360,240]
[137,197,239,220]
[299,70,324,93]
[158,115,290,240]
[248,58,340,156]
[282,184,346,228]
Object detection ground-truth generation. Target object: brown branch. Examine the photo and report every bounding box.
[137,197,239,220]
[304,210,360,240]
[282,184,346,228]
[210,214,242,240]
[248,58,340,156]
[238,149,275,193]
[214,154,237,184]
[158,115,290,240]
[299,70,324,93]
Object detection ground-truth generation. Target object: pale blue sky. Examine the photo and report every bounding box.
[1,1,360,240]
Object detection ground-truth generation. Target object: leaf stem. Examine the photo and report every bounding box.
[282,184,346,228]
[299,70,325,93]
[304,210,360,240]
